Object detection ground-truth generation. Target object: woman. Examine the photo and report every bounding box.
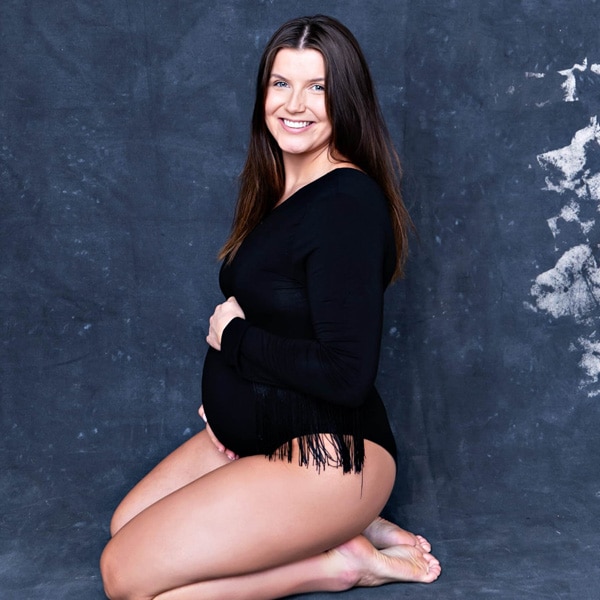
[101,14,441,600]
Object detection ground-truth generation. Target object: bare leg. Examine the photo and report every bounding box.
[101,440,438,599]
[110,429,231,535]
[110,430,431,553]
[153,535,440,600]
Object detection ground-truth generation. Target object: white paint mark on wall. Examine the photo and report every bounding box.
[530,245,600,323]
[547,199,595,239]
[558,59,589,101]
[578,335,600,395]
[557,58,600,102]
[538,116,600,198]
[530,60,600,396]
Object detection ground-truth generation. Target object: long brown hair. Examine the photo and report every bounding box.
[219,14,411,280]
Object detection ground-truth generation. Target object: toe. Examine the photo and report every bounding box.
[416,534,432,552]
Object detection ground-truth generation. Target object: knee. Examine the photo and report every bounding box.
[100,541,120,599]
[100,540,139,600]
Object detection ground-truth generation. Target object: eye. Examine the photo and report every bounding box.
[272,80,289,88]
[311,84,325,92]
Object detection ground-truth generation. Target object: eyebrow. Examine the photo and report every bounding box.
[269,73,325,83]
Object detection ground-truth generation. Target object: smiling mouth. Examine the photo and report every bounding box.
[282,119,313,129]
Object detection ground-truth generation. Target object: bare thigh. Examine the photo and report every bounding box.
[110,429,230,535]
[101,439,396,599]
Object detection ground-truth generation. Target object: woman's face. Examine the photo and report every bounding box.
[264,48,332,160]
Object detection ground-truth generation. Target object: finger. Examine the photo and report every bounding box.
[198,405,207,421]
[205,423,225,453]
[205,422,238,460]
[206,333,221,351]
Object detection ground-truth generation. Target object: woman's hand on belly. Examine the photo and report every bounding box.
[198,404,239,461]
[206,296,245,351]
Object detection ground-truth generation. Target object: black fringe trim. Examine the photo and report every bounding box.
[253,383,365,474]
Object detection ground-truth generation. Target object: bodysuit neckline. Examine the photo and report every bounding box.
[272,167,362,212]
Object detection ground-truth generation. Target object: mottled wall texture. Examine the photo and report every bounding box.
[2,1,599,598]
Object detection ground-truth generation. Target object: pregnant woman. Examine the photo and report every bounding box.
[101,14,441,600]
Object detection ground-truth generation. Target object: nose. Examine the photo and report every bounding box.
[286,89,305,113]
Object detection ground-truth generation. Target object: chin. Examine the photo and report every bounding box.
[281,146,312,156]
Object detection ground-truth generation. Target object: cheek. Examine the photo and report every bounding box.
[264,91,278,115]
[264,95,277,133]
[319,110,332,135]
[316,99,330,124]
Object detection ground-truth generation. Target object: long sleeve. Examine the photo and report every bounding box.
[220,177,395,408]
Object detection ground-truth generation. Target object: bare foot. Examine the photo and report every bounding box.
[362,517,432,553]
[330,535,441,588]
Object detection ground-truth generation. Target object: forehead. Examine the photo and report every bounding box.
[270,48,326,78]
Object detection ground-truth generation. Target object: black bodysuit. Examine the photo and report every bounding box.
[202,168,397,472]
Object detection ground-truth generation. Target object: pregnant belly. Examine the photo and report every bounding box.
[201,348,261,457]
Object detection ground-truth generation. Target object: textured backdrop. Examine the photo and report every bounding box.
[2,1,599,598]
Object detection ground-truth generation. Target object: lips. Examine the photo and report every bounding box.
[282,119,312,129]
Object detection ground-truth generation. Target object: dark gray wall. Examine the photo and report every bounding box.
[2,1,599,598]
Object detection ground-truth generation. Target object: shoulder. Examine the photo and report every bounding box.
[296,169,394,264]
[305,168,389,225]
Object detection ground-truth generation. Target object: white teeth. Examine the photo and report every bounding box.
[283,119,311,129]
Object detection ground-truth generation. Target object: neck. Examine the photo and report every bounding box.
[280,148,351,203]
